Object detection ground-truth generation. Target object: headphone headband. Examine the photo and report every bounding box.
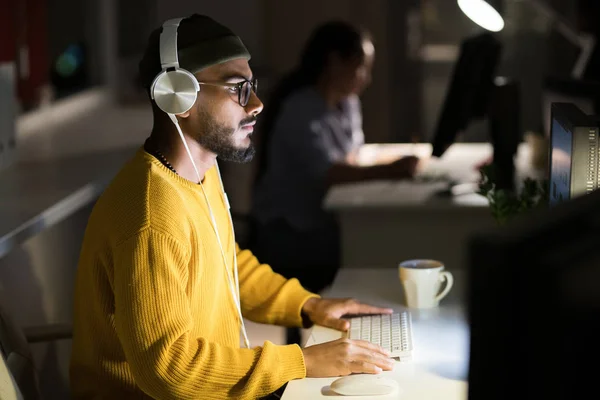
[159,18,183,70]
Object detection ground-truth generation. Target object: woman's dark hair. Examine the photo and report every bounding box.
[254,20,371,184]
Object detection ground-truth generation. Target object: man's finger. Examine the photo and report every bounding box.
[349,361,382,374]
[349,347,395,371]
[351,339,391,357]
[344,302,394,315]
[323,316,349,331]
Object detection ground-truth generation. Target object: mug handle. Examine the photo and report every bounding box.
[435,271,454,302]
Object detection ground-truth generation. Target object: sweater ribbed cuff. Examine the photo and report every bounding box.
[271,342,308,381]
[284,283,321,328]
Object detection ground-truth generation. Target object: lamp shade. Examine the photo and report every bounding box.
[457,0,505,32]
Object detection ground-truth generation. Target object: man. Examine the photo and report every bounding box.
[70,14,394,400]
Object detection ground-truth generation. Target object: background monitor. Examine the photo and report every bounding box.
[541,77,600,139]
[548,102,599,206]
[467,184,600,400]
[431,32,502,158]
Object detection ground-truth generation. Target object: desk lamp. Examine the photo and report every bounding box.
[457,0,595,78]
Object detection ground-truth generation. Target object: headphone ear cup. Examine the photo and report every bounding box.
[150,68,200,115]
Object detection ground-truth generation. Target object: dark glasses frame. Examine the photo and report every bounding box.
[197,78,258,107]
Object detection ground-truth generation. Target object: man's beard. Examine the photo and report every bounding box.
[197,110,256,163]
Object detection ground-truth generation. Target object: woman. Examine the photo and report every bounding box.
[250,21,417,329]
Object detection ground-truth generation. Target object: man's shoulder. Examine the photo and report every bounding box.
[88,151,191,245]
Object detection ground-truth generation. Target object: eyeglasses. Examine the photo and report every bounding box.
[197,78,258,107]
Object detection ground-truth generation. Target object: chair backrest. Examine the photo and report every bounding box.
[0,302,41,400]
[0,352,23,400]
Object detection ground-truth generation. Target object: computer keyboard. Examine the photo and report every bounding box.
[345,312,413,361]
[413,169,454,184]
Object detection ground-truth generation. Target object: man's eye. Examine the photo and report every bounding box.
[228,86,240,93]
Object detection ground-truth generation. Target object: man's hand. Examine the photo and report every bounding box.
[302,338,395,377]
[302,298,393,331]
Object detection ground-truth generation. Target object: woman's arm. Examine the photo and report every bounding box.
[325,156,419,187]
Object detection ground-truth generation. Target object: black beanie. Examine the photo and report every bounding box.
[138,14,250,89]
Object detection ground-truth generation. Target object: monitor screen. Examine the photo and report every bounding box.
[430,33,502,158]
[549,117,572,206]
[547,102,599,205]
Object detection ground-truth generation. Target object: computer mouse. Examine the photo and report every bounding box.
[330,374,399,396]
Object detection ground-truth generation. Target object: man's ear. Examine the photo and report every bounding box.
[151,100,191,119]
[177,109,192,119]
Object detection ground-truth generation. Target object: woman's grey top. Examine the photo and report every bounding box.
[252,87,364,231]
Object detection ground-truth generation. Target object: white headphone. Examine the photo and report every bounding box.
[151,17,250,349]
[150,18,200,115]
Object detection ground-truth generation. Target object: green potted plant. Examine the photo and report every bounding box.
[477,163,549,225]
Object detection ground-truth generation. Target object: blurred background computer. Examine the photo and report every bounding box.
[430,32,503,160]
[429,31,521,190]
[548,102,599,206]
[542,77,600,139]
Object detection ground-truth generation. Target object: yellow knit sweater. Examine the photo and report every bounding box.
[70,148,319,399]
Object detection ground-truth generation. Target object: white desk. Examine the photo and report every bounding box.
[282,268,468,399]
[325,142,543,269]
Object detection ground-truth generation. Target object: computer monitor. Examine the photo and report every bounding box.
[548,102,599,206]
[430,32,502,158]
[542,77,600,139]
[467,185,600,400]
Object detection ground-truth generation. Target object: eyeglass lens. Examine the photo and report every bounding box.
[240,79,258,107]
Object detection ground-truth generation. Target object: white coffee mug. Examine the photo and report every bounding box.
[399,259,454,309]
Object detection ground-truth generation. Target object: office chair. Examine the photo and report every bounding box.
[0,301,42,399]
[0,300,72,399]
[0,350,24,400]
